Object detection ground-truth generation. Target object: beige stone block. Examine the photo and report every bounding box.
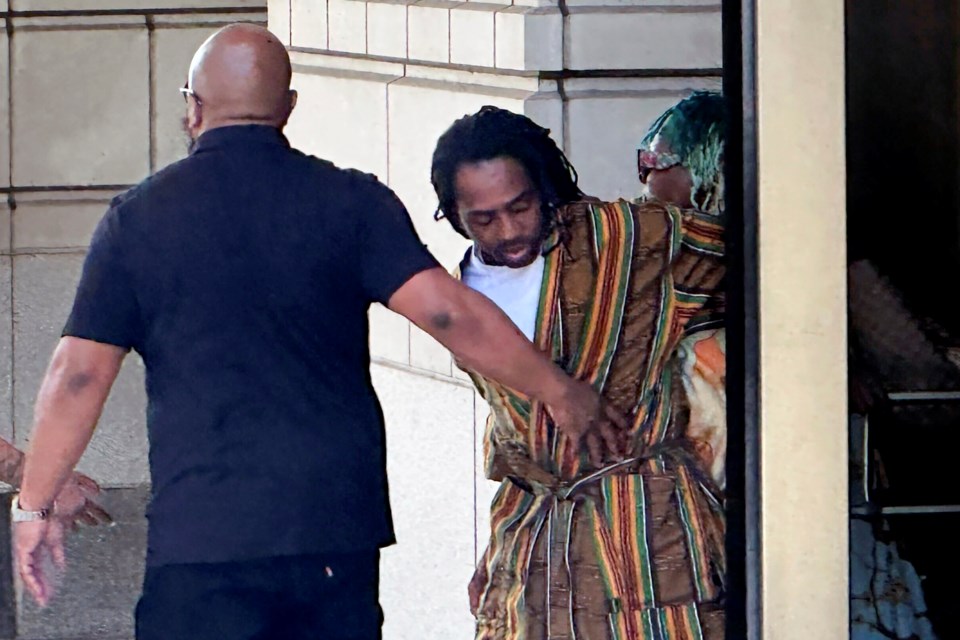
[450,4,495,68]
[150,11,267,28]
[451,358,471,382]
[13,254,149,485]
[372,364,476,639]
[387,79,525,268]
[0,257,11,445]
[0,26,8,190]
[369,302,409,364]
[0,202,11,256]
[367,0,409,59]
[409,323,451,375]
[566,86,718,200]
[524,90,564,150]
[153,26,223,171]
[328,0,367,54]
[12,192,114,252]
[494,6,562,71]
[408,1,456,63]
[291,0,329,49]
[12,25,150,187]
[268,0,292,43]
[285,67,391,179]
[567,7,722,70]
[291,47,405,76]
[22,0,265,10]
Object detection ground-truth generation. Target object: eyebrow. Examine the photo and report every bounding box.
[463,189,536,218]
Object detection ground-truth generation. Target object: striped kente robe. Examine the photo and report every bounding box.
[462,199,726,640]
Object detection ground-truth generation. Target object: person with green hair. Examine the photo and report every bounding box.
[638,90,725,216]
[639,91,940,640]
[637,91,728,495]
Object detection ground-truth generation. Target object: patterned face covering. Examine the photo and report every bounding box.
[638,91,726,215]
[636,148,682,184]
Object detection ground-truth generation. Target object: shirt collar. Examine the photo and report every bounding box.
[190,124,290,156]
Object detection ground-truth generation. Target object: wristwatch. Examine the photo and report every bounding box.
[10,495,50,522]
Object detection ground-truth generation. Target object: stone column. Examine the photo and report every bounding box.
[277,2,721,638]
[0,3,266,639]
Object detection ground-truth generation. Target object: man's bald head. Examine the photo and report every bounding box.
[185,23,296,134]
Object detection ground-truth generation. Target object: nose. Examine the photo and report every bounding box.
[498,213,524,241]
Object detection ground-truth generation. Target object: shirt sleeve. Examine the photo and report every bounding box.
[62,205,141,349]
[671,208,726,334]
[357,179,441,304]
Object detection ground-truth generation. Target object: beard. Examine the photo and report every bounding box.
[181,116,197,154]
[480,237,542,268]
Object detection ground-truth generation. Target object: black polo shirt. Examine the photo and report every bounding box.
[63,125,439,567]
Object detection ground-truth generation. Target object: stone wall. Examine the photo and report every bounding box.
[0,3,267,639]
[276,1,722,637]
[0,1,722,637]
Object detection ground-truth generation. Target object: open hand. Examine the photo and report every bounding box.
[54,472,112,530]
[13,518,66,607]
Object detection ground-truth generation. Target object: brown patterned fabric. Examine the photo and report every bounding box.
[464,200,726,640]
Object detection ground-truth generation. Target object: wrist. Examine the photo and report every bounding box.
[17,494,52,512]
[538,366,573,406]
[11,495,51,522]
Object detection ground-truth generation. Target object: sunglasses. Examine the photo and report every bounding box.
[179,82,202,107]
[637,148,681,183]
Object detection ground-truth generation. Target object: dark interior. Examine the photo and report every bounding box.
[846,1,960,636]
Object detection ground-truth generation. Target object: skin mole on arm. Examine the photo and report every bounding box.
[65,371,95,395]
[430,312,453,330]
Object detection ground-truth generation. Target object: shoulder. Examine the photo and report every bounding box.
[106,155,198,217]
[302,157,405,211]
[559,197,679,239]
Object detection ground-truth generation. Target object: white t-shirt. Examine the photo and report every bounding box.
[462,246,545,342]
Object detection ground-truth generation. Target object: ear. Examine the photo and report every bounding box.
[278,90,298,129]
[186,100,202,131]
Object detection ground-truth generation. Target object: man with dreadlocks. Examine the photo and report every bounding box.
[431,105,726,640]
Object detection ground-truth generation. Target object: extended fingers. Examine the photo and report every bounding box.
[74,474,101,495]
[86,502,113,525]
[20,560,48,606]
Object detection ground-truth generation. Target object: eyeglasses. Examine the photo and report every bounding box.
[179,82,202,107]
[637,148,681,183]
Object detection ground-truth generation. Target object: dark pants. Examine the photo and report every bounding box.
[135,551,382,640]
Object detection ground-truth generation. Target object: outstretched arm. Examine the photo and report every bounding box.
[388,267,626,447]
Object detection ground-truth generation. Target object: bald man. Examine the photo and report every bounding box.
[11,23,622,640]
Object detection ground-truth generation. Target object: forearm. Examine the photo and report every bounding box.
[0,438,25,487]
[18,342,118,510]
[417,283,570,403]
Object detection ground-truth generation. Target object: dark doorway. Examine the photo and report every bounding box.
[846,2,960,638]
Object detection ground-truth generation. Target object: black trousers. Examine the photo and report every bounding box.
[135,551,382,640]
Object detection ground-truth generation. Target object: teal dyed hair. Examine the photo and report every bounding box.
[640,91,725,214]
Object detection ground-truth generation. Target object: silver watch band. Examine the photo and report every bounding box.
[10,495,50,522]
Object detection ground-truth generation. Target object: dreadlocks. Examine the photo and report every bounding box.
[431,106,583,238]
[640,91,726,214]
